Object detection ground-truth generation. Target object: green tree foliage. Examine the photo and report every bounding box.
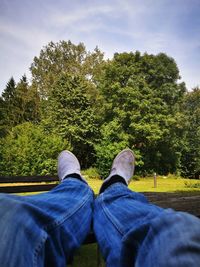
[0,123,70,175]
[95,52,186,175]
[1,77,16,103]
[0,76,40,137]
[1,41,198,178]
[30,40,105,98]
[94,119,130,177]
[15,75,40,124]
[42,74,100,168]
[181,88,200,178]
[0,77,16,136]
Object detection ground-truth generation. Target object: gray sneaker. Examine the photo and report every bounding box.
[102,149,135,186]
[58,150,86,183]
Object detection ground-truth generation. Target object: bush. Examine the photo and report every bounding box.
[82,167,100,179]
[131,175,140,181]
[184,181,200,189]
[0,122,71,176]
[95,142,130,178]
[166,173,182,179]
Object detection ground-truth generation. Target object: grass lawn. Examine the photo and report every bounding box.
[70,244,105,267]
[6,176,200,195]
[87,176,200,194]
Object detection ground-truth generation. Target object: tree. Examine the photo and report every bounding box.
[0,77,17,136]
[14,75,30,123]
[15,75,40,123]
[181,88,200,178]
[0,76,41,137]
[42,74,100,168]
[1,77,16,102]
[96,51,186,175]
[30,40,105,98]
[1,44,192,177]
[0,122,70,175]
[94,119,130,177]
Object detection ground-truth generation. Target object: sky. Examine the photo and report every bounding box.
[0,0,200,94]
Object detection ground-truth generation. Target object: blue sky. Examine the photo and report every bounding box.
[0,0,200,94]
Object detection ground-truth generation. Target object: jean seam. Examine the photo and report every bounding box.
[100,194,125,236]
[33,188,92,266]
[44,187,93,232]
[33,232,47,267]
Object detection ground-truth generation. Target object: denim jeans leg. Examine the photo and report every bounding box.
[93,183,200,267]
[0,178,94,267]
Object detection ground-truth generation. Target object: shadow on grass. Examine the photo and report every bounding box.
[173,190,200,196]
[69,243,105,267]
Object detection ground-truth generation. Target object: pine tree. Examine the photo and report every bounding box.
[0,77,17,136]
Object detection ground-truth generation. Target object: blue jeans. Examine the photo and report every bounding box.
[0,178,200,266]
[0,179,93,267]
[94,183,200,266]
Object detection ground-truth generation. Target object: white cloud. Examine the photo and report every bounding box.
[0,19,55,51]
[49,4,115,27]
[0,0,199,92]
[0,17,57,90]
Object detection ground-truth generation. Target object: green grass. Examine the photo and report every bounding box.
[129,177,200,193]
[87,176,200,194]
[15,176,200,197]
[70,244,105,267]
[10,176,200,196]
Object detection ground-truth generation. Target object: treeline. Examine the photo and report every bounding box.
[0,40,200,178]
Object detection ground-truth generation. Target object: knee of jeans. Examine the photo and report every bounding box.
[163,211,200,228]
[0,196,39,232]
[174,212,200,233]
[150,210,200,246]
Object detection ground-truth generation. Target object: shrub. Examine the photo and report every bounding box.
[95,142,130,178]
[167,173,182,179]
[82,167,100,179]
[0,122,71,176]
[184,181,200,189]
[132,175,140,181]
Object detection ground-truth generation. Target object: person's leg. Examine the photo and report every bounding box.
[0,151,94,267]
[94,149,200,267]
